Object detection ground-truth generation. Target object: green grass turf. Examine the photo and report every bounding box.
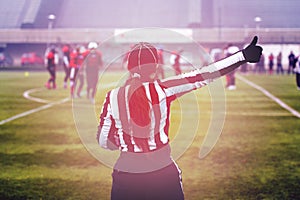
[0,71,299,199]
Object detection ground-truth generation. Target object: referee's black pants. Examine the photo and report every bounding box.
[111,162,184,200]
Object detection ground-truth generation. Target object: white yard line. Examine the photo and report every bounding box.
[237,74,300,118]
[0,87,69,125]
[0,81,118,125]
[23,88,51,103]
[0,97,70,125]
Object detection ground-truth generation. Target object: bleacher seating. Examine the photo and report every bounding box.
[0,0,25,28]
[22,0,42,26]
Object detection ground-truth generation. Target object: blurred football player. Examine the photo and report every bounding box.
[85,42,103,103]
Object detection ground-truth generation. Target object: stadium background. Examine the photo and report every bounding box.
[1,0,299,29]
[1,1,300,199]
[0,0,300,67]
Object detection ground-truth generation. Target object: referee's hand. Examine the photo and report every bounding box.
[242,36,263,63]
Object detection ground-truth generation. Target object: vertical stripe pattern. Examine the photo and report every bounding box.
[97,51,246,152]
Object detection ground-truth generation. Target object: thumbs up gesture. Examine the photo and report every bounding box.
[242,36,263,63]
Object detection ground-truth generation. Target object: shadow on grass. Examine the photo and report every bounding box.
[207,144,300,199]
[183,129,300,199]
[183,147,300,199]
[220,172,300,200]
[0,177,109,200]
[0,149,99,168]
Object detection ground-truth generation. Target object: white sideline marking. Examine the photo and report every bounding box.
[237,74,300,118]
[0,87,69,125]
[0,81,118,125]
[23,88,51,103]
[0,97,70,125]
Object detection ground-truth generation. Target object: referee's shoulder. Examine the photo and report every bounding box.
[107,85,124,97]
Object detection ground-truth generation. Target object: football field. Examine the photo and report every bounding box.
[0,70,299,199]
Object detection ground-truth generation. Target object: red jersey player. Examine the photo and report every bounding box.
[69,45,88,98]
[62,44,71,88]
[45,48,57,89]
[85,42,103,103]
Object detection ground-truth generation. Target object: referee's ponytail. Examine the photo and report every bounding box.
[126,43,159,151]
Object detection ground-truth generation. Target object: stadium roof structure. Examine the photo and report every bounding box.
[0,0,300,29]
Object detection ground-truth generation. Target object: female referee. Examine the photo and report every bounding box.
[97,37,262,200]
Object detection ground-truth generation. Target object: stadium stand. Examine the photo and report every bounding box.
[1,0,300,29]
[0,0,300,67]
[21,0,42,28]
[33,0,62,28]
[0,0,25,28]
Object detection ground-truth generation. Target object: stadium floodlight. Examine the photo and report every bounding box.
[47,14,56,29]
[254,16,262,30]
[47,14,56,47]
[254,16,262,23]
[48,14,56,21]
